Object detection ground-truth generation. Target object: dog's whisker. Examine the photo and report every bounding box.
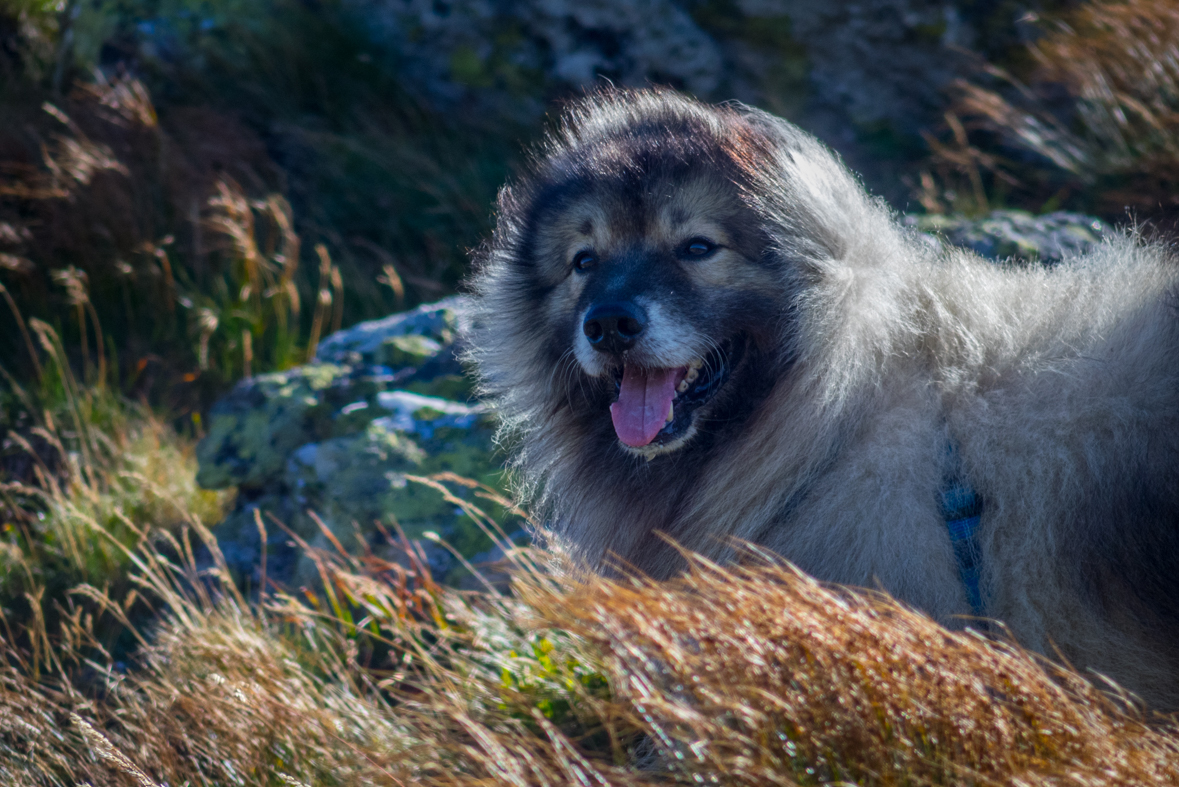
[555,348,585,410]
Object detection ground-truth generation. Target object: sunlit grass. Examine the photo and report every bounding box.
[2,458,1178,785]
[0,311,232,673]
[925,0,1179,217]
[0,5,517,411]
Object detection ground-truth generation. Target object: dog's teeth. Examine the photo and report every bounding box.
[676,379,689,393]
[666,402,674,422]
[685,368,699,384]
[689,358,704,370]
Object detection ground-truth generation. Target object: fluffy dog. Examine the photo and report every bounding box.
[465,88,1179,707]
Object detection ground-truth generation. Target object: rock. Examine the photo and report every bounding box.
[126,1,1067,205]
[196,297,519,589]
[737,0,973,133]
[281,410,502,574]
[378,334,444,368]
[906,210,1108,262]
[333,1,1061,202]
[346,0,723,119]
[195,363,349,490]
[342,0,1012,140]
[314,295,467,365]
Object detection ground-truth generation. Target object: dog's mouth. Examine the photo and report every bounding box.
[608,336,743,450]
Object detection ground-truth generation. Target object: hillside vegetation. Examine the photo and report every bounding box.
[4,1,1179,782]
[4,496,1179,786]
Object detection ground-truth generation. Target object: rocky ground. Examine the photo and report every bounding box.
[195,296,522,588]
[341,0,1047,199]
[907,210,1108,262]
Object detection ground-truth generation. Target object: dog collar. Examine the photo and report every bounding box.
[941,447,986,619]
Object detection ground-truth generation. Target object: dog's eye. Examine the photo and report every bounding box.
[572,250,596,272]
[682,238,716,258]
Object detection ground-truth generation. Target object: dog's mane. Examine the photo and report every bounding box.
[464,88,930,570]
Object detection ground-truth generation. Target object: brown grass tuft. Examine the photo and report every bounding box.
[929,0,1179,216]
[530,555,1179,784]
[2,482,1178,785]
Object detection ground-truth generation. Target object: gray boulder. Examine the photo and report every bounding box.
[908,210,1107,263]
[346,0,723,119]
[196,297,520,588]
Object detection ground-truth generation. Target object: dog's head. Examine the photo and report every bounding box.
[470,89,812,459]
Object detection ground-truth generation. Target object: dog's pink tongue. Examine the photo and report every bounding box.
[610,365,680,447]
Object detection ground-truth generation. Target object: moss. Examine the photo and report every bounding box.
[854,119,928,167]
[412,405,446,422]
[278,410,505,585]
[909,210,1105,262]
[912,21,947,44]
[195,364,351,490]
[689,0,810,118]
[330,400,378,435]
[419,423,500,481]
[194,300,509,587]
[450,46,492,88]
[379,334,443,368]
[406,373,474,401]
[444,515,496,565]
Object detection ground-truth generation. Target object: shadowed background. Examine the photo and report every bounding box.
[2,0,1177,415]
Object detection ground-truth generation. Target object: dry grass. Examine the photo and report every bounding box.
[1,494,1178,786]
[536,557,1179,785]
[0,319,229,595]
[926,0,1179,216]
[1,19,517,409]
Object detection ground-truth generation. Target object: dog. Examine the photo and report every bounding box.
[465,88,1179,708]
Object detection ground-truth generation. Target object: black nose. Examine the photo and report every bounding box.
[583,302,648,354]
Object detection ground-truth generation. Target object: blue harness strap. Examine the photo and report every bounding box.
[940,449,986,618]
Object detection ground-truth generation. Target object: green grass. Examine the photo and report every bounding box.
[0,317,231,670]
[0,0,521,668]
[0,314,1175,783]
[2,6,1179,781]
[1,0,521,416]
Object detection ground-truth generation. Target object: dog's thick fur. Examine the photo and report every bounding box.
[465,89,1179,708]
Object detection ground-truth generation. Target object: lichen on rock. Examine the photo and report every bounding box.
[907,210,1107,263]
[196,297,519,588]
[194,363,348,490]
